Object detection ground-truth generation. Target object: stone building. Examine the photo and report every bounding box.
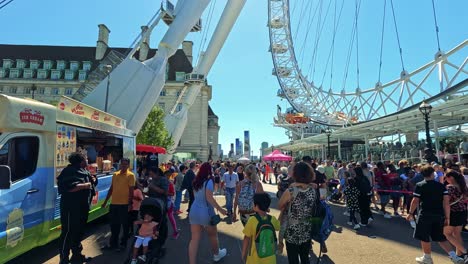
[0,24,219,161]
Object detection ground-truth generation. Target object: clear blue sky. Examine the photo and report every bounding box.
[1,0,467,156]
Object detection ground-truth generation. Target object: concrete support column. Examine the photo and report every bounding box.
[338,138,342,160]
[364,135,369,161]
[322,145,325,161]
[433,120,440,162]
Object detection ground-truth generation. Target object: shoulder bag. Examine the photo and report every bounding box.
[205,179,221,226]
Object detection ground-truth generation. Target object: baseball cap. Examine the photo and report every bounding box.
[317,166,325,174]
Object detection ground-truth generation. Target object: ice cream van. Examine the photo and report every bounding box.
[0,94,136,263]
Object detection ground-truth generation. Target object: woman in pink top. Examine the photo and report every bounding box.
[128,181,144,235]
[130,213,158,264]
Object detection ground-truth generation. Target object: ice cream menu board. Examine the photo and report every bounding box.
[56,124,76,169]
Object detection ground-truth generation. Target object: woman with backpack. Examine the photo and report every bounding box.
[278,162,318,264]
[233,164,264,225]
[388,164,403,217]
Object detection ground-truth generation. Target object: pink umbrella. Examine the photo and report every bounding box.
[263,150,292,161]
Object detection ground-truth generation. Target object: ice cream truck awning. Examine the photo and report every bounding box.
[0,94,134,137]
[0,94,56,133]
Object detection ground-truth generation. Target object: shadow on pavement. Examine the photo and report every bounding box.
[10,183,468,264]
[328,201,468,257]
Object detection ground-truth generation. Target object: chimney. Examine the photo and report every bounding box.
[139,26,151,61]
[95,24,110,60]
[182,41,193,65]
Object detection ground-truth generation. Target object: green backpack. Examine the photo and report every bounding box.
[253,214,277,258]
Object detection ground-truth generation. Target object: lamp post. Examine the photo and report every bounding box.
[102,65,112,112]
[419,101,435,162]
[31,84,37,99]
[290,139,294,157]
[251,150,254,161]
[325,128,332,159]
[208,141,213,161]
[271,145,274,154]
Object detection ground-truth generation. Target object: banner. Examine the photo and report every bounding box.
[244,130,250,158]
[58,96,126,128]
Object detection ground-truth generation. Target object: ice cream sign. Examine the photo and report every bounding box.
[91,110,100,121]
[19,108,45,126]
[71,104,85,115]
[57,96,126,128]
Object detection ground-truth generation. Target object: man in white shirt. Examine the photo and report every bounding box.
[222,164,238,216]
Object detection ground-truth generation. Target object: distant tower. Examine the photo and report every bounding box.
[229,143,234,158]
[235,138,240,156]
[244,130,250,158]
[261,142,269,157]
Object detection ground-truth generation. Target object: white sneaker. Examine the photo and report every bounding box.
[415,255,433,264]
[384,213,392,219]
[213,248,227,262]
[138,255,146,262]
[368,218,374,224]
[343,211,350,216]
[449,255,464,264]
[359,222,367,227]
[410,220,416,229]
[130,259,138,264]
[353,224,361,230]
[347,221,353,226]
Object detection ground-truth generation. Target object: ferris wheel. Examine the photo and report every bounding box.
[268,0,468,127]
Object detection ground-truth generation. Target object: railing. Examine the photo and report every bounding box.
[72,50,125,101]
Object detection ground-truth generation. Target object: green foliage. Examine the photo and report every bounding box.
[136,107,174,149]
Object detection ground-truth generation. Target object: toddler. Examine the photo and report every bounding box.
[130,214,158,264]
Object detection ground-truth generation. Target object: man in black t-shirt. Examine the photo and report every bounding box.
[181,162,196,212]
[146,152,158,169]
[407,165,464,264]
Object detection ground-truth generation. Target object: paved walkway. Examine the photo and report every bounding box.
[9,183,463,264]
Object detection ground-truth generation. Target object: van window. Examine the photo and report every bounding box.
[0,137,39,182]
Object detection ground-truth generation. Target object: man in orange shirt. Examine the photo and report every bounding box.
[102,158,136,251]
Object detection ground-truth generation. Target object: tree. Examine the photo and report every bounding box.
[136,106,174,149]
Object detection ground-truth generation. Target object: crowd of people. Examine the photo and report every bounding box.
[55,149,468,264]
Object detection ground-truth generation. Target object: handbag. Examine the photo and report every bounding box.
[310,188,325,238]
[205,180,221,226]
[450,196,463,206]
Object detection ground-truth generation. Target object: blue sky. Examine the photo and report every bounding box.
[1,0,467,156]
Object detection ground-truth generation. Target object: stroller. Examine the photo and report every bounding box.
[126,197,168,264]
[327,179,342,202]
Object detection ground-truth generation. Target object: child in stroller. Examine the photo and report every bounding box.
[130,214,159,264]
[128,197,168,264]
[328,178,342,202]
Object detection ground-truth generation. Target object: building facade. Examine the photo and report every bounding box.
[0,24,219,161]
